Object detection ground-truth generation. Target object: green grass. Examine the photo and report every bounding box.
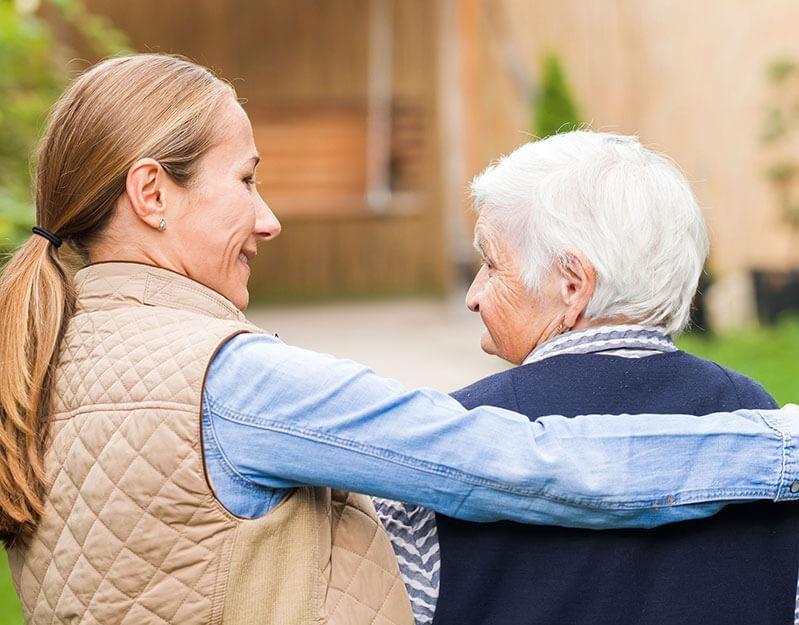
[0,318,796,620]
[677,317,799,406]
[0,550,21,625]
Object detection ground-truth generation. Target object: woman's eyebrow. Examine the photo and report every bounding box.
[245,155,260,168]
[473,236,492,260]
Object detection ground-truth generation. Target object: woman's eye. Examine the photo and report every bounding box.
[243,175,258,187]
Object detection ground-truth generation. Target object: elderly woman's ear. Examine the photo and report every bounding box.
[557,252,596,330]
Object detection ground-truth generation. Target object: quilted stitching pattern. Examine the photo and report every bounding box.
[9,263,412,625]
[323,492,414,625]
[9,265,247,625]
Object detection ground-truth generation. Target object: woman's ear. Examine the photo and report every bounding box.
[124,158,167,230]
[557,251,596,328]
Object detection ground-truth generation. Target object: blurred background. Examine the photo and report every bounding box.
[2,0,799,620]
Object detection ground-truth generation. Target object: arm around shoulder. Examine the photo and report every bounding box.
[205,334,799,528]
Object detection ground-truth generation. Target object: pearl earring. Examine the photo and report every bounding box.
[157,218,166,232]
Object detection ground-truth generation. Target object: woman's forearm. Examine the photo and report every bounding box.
[205,333,799,528]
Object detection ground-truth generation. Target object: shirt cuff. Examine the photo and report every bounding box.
[761,408,799,501]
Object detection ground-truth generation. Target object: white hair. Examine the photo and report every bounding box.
[470,131,709,335]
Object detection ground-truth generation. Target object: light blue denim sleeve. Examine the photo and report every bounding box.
[203,333,799,529]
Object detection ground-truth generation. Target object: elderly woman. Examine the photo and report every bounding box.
[375,132,796,625]
[0,56,796,625]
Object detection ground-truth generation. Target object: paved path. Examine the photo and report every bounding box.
[247,295,508,392]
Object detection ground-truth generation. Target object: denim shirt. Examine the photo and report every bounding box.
[202,333,799,529]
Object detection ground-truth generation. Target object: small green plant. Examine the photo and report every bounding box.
[760,56,799,248]
[0,0,130,258]
[532,53,582,139]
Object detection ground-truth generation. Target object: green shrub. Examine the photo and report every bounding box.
[0,0,130,259]
[533,53,582,139]
[0,0,61,254]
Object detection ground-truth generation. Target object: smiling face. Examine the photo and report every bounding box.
[466,215,564,364]
[163,98,280,309]
[96,95,284,310]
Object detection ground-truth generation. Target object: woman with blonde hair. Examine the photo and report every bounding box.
[0,54,796,625]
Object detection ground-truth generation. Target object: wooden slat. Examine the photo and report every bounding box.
[253,108,368,201]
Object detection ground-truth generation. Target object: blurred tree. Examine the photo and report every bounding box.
[0,0,130,256]
[533,53,582,139]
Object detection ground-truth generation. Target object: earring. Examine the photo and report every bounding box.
[157,218,166,232]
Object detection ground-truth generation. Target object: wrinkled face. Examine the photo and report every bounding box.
[466,215,563,364]
[169,97,280,309]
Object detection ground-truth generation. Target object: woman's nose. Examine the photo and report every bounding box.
[465,268,484,312]
[255,198,281,240]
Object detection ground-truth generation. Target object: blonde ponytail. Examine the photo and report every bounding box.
[0,236,74,542]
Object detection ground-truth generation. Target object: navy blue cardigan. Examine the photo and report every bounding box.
[434,351,796,625]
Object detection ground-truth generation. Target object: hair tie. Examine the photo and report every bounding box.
[31,226,63,249]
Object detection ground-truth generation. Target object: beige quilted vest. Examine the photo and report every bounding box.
[8,262,412,625]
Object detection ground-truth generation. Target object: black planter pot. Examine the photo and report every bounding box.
[752,269,799,324]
